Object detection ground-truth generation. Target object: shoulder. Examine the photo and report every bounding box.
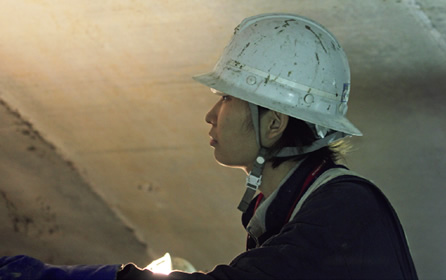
[287,169,395,238]
[311,170,388,213]
[305,170,387,217]
[289,167,385,222]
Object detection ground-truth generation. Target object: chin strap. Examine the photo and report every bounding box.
[238,103,267,213]
[238,147,268,212]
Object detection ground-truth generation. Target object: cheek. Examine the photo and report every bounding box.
[220,110,254,142]
[216,122,258,165]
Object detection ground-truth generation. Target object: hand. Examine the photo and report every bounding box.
[0,255,45,279]
[0,255,121,280]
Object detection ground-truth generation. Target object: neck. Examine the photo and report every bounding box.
[245,160,299,198]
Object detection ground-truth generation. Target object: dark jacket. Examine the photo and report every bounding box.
[118,158,418,279]
[0,158,417,279]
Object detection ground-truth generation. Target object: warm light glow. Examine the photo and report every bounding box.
[144,253,173,275]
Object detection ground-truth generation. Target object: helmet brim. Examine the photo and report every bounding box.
[193,71,363,137]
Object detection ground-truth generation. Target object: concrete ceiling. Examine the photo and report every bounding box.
[0,0,445,279]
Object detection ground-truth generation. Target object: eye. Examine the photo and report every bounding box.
[211,88,231,102]
[221,95,230,101]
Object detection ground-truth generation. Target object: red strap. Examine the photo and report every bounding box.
[252,161,326,221]
[284,160,326,223]
[253,193,264,213]
[247,161,326,249]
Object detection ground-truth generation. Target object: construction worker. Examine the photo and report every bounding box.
[0,13,417,280]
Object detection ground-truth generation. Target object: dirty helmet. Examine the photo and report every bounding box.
[193,13,362,211]
[194,13,361,137]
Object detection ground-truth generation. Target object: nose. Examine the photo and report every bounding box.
[205,102,218,126]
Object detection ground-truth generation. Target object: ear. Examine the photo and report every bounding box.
[260,110,289,147]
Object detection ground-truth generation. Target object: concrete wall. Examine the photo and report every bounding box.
[0,0,445,278]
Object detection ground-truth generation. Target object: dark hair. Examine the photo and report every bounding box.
[256,106,348,168]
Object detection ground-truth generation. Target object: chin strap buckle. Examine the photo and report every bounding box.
[246,173,262,191]
[238,150,268,213]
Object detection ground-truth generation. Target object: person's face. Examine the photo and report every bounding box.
[205,91,258,171]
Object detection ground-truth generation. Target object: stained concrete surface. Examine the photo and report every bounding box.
[0,99,150,265]
[0,0,445,279]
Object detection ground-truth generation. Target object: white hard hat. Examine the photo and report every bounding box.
[194,13,361,136]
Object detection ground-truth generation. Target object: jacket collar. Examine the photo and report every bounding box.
[242,157,333,249]
[244,161,301,241]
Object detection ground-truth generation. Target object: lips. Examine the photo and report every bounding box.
[209,134,218,147]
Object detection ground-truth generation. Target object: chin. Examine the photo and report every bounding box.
[214,155,247,170]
